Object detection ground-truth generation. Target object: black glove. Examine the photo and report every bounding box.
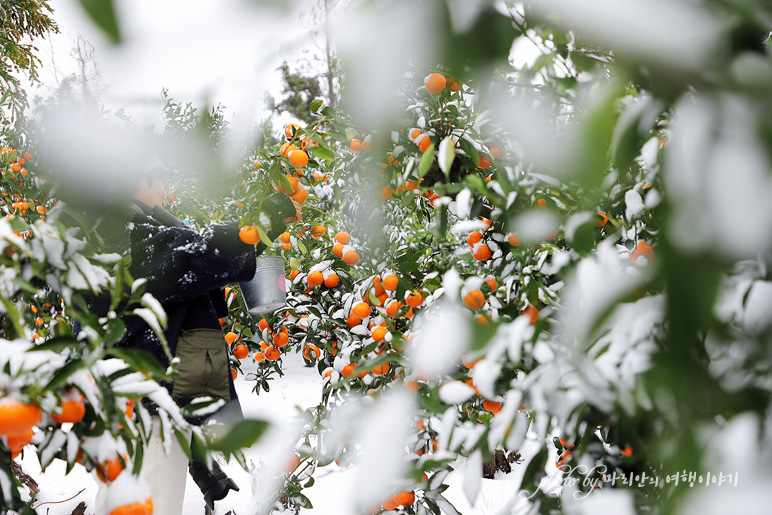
[188,459,240,510]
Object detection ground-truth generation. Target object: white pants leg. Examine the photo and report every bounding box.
[94,419,189,515]
[142,419,190,515]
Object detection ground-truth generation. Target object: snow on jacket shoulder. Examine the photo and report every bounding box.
[129,205,257,304]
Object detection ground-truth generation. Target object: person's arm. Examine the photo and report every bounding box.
[131,193,297,304]
[130,219,256,304]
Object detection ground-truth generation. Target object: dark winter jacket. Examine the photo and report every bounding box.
[88,193,295,422]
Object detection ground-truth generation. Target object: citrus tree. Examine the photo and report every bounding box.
[208,1,772,513]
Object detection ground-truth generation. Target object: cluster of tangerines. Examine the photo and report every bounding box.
[305,272,425,385]
[0,379,147,499]
[0,149,51,239]
[369,77,509,207]
[238,123,321,245]
[223,316,291,368]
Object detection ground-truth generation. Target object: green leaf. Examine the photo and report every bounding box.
[295,493,313,509]
[209,419,270,458]
[438,137,456,176]
[308,146,335,161]
[459,137,480,167]
[110,260,125,311]
[109,348,167,379]
[0,298,24,338]
[465,174,486,192]
[77,0,121,44]
[310,99,324,113]
[103,318,126,346]
[418,144,436,177]
[28,337,82,353]
[44,358,89,392]
[133,443,144,476]
[278,174,293,193]
[256,225,273,247]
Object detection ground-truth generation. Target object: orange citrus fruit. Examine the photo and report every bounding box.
[303,344,321,361]
[382,275,399,291]
[284,123,300,139]
[310,225,326,238]
[6,429,34,459]
[371,326,387,341]
[233,344,249,360]
[109,498,153,515]
[273,328,289,347]
[349,139,363,153]
[288,149,309,168]
[342,250,360,265]
[324,273,339,288]
[352,302,371,319]
[280,143,298,157]
[394,490,416,507]
[0,399,42,436]
[378,186,392,200]
[265,347,281,361]
[463,290,485,310]
[467,231,483,246]
[278,175,299,194]
[334,231,350,244]
[386,300,402,318]
[473,244,492,261]
[290,187,308,205]
[239,226,260,245]
[405,290,424,308]
[630,241,654,266]
[308,271,324,287]
[382,496,399,511]
[96,455,125,483]
[417,135,432,153]
[424,73,446,94]
[482,400,502,415]
[522,305,539,324]
[372,362,390,375]
[341,364,357,378]
[51,399,86,424]
[224,332,239,345]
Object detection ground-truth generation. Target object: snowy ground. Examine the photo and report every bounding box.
[19,351,539,514]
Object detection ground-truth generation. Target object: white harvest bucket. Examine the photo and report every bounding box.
[239,256,287,314]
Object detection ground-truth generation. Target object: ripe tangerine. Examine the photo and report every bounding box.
[239,225,260,245]
[424,73,446,94]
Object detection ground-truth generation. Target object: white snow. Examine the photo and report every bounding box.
[439,380,477,404]
[408,302,471,380]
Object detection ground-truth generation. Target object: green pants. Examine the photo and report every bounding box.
[172,328,231,401]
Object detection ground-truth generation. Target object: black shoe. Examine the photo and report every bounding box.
[189,459,240,510]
